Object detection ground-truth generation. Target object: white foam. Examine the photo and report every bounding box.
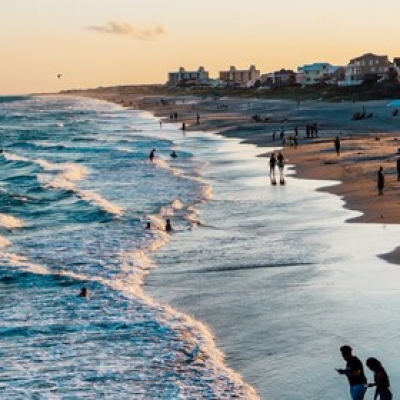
[3,152,30,162]
[0,213,26,229]
[36,160,124,217]
[0,235,12,248]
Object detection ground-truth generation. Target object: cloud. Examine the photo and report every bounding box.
[86,22,165,41]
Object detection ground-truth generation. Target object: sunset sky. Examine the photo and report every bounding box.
[2,0,399,95]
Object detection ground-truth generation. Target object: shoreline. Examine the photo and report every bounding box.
[63,90,400,263]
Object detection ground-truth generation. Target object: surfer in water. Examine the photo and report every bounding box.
[170,150,178,158]
[149,148,156,162]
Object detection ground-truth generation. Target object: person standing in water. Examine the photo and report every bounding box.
[277,152,285,184]
[149,149,156,162]
[165,219,172,232]
[366,357,392,400]
[269,153,277,184]
[336,345,367,400]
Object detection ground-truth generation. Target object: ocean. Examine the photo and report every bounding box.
[0,95,399,399]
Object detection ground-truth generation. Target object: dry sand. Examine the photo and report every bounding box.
[70,90,400,261]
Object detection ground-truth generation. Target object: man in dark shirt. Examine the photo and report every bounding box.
[337,345,367,400]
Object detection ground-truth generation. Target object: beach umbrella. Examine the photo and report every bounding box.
[387,99,400,107]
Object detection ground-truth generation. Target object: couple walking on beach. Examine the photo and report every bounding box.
[337,345,393,400]
[269,152,285,185]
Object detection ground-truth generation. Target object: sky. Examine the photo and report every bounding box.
[1,0,400,95]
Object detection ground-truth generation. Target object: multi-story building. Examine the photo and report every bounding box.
[167,67,209,85]
[261,69,297,87]
[393,58,400,81]
[297,63,332,85]
[219,65,260,86]
[343,53,392,85]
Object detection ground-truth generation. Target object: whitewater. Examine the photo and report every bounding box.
[0,95,256,399]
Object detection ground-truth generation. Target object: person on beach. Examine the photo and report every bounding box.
[165,219,172,232]
[79,287,89,298]
[366,357,392,400]
[196,113,200,124]
[336,345,367,400]
[272,131,276,141]
[334,136,341,156]
[149,148,156,162]
[377,166,385,195]
[396,151,400,181]
[269,153,277,183]
[181,122,186,131]
[159,119,162,128]
[277,152,285,183]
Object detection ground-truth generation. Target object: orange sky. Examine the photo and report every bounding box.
[1,0,399,94]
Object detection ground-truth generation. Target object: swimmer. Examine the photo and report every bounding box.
[145,222,151,230]
[165,219,172,232]
[170,150,178,158]
[79,287,89,298]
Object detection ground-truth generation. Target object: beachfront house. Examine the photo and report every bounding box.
[219,65,260,87]
[260,69,297,87]
[393,58,400,81]
[167,67,210,86]
[341,53,392,86]
[297,63,332,85]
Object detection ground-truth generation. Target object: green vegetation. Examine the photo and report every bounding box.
[63,82,400,102]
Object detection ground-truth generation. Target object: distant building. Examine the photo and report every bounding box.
[326,66,346,84]
[261,69,297,87]
[219,65,260,86]
[393,58,400,81]
[167,67,209,86]
[297,63,332,85]
[342,53,392,86]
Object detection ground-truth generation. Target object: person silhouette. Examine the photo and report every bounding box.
[269,153,277,184]
[170,150,178,158]
[336,345,367,400]
[334,136,341,156]
[165,219,172,232]
[79,287,89,298]
[277,152,285,184]
[377,166,384,195]
[366,357,392,400]
[149,149,156,162]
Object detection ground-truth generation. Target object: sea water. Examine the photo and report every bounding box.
[1,96,400,400]
[0,96,255,399]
